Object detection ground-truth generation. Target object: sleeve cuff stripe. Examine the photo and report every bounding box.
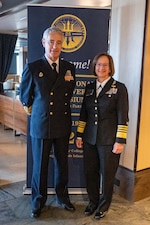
[77,121,86,133]
[116,132,127,139]
[117,125,128,130]
[116,125,128,139]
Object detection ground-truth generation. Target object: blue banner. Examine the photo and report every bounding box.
[25,6,110,192]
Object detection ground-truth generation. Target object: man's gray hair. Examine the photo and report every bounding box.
[42,26,64,40]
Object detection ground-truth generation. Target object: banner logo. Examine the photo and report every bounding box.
[51,14,86,53]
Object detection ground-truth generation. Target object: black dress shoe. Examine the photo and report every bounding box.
[57,200,75,211]
[31,209,41,218]
[94,210,107,220]
[84,203,97,216]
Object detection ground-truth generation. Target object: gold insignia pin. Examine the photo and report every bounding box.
[39,72,43,77]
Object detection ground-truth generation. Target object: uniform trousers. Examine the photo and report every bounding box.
[31,136,70,211]
[83,142,120,212]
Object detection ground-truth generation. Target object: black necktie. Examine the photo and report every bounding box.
[52,63,58,76]
[97,84,102,97]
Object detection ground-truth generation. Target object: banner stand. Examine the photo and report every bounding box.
[25,5,110,194]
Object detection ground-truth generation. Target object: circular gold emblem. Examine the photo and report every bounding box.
[51,14,86,53]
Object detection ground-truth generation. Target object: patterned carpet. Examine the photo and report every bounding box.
[0,181,150,225]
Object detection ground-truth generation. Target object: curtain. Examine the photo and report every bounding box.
[0,33,18,93]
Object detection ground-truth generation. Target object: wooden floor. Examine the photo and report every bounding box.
[0,124,26,186]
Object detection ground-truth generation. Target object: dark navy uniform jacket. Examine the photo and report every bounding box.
[77,77,129,145]
[20,56,76,139]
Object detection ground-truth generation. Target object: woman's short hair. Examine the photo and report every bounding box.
[91,52,115,77]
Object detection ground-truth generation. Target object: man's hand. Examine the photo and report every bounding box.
[76,138,83,148]
[23,106,32,115]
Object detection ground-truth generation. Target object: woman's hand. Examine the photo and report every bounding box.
[112,142,124,154]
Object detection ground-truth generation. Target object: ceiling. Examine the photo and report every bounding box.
[0,0,111,43]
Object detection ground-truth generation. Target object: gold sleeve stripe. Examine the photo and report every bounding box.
[77,120,86,133]
[116,125,128,139]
